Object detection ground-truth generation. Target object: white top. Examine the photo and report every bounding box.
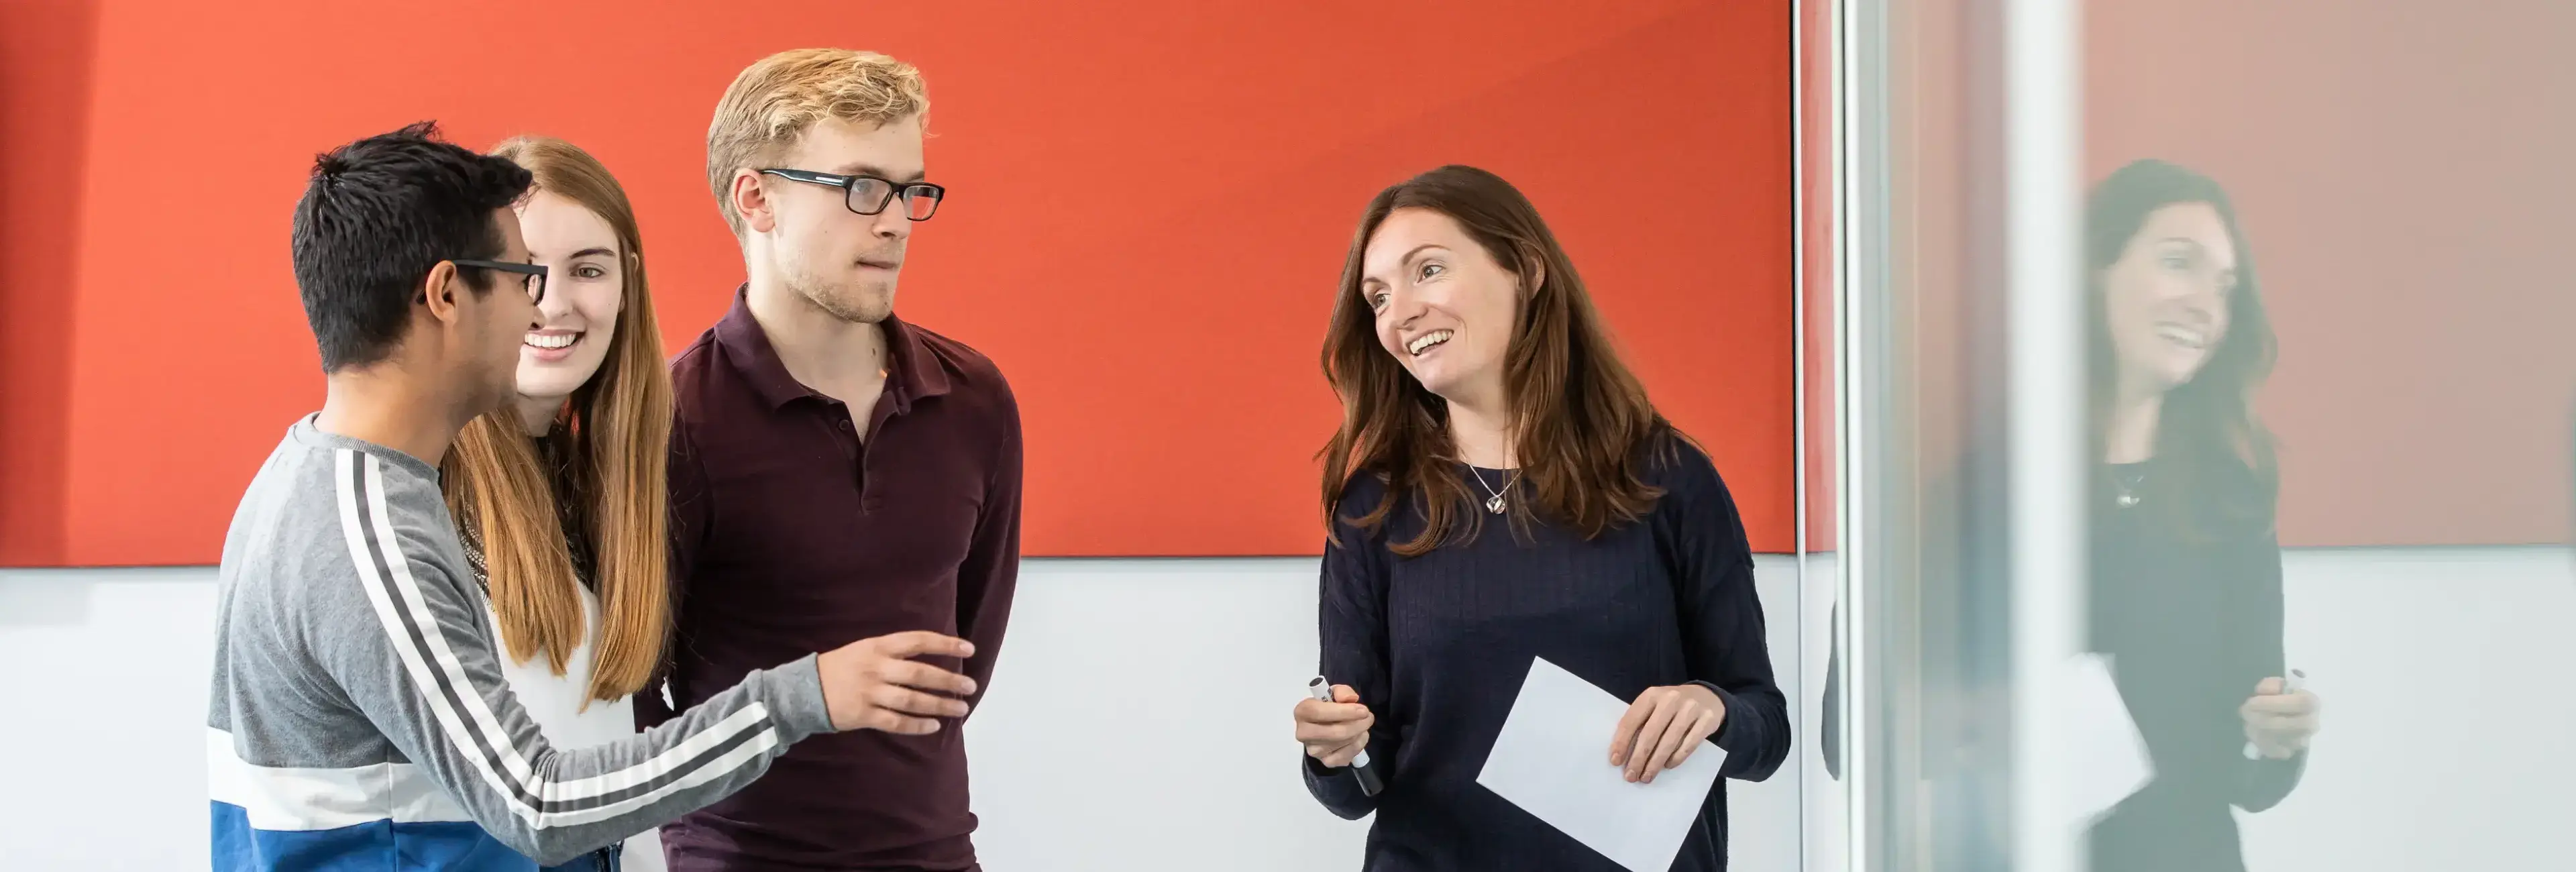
[486,582,667,871]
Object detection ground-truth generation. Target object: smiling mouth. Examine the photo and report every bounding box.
[2154,322,2209,350]
[1407,330,1454,356]
[525,331,581,351]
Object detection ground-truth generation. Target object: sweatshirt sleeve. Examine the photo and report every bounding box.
[1303,478,1400,820]
[2231,531,2307,811]
[1663,443,1792,782]
[312,449,835,866]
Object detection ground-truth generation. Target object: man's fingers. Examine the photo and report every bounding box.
[2252,676,2286,696]
[1609,696,1657,767]
[871,631,977,659]
[1332,684,1361,704]
[873,684,971,718]
[867,711,943,734]
[883,659,977,697]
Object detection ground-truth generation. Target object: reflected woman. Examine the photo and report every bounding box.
[441,136,674,872]
[2084,158,2320,872]
[1288,166,1790,871]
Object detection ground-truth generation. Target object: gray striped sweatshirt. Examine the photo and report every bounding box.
[207,418,835,869]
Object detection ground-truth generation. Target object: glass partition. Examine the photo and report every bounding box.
[1821,0,2576,869]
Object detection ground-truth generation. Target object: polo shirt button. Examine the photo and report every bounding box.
[836,419,851,431]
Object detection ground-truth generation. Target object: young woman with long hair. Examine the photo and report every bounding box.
[441,135,674,872]
[1288,166,1791,871]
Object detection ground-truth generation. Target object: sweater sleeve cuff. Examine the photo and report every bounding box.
[1692,681,1739,746]
[761,653,837,743]
[1301,750,1375,820]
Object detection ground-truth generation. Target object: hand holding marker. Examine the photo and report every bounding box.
[2242,668,2308,760]
[1307,676,1385,796]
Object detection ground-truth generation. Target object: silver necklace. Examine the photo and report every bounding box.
[2111,468,2147,508]
[1468,466,1519,514]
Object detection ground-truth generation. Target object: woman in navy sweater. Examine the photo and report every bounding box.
[1291,165,1790,871]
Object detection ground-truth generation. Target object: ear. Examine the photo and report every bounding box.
[1515,245,1547,298]
[420,261,466,327]
[730,169,777,234]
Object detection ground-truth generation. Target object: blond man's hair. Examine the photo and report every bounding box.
[706,48,928,235]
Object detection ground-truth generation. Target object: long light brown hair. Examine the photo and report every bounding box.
[441,135,672,706]
[1320,166,1676,557]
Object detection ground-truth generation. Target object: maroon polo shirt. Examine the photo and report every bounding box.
[643,288,1021,871]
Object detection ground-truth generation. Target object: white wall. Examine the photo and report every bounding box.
[14,546,2553,871]
[0,555,1805,872]
[1785,547,2576,872]
[2237,546,2576,872]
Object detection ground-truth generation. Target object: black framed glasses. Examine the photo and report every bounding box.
[759,168,946,221]
[451,259,548,305]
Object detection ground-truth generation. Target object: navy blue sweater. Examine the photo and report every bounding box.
[1303,438,1790,871]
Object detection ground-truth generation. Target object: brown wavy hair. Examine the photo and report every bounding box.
[2084,158,2279,537]
[1320,165,1676,557]
[440,135,672,706]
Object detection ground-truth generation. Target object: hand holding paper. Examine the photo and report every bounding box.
[1477,657,1728,872]
[1608,683,1727,783]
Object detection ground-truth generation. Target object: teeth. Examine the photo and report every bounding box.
[2155,324,2206,349]
[525,332,580,349]
[1407,330,1453,356]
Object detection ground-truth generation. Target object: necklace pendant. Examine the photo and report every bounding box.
[2116,492,2141,508]
[1485,494,1507,514]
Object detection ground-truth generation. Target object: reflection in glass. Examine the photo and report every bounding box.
[2080,158,2318,872]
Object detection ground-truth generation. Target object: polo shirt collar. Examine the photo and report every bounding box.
[712,284,952,412]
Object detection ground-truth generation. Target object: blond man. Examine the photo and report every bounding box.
[641,49,1022,871]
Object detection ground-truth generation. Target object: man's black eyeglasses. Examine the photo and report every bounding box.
[759,168,946,221]
[451,259,548,305]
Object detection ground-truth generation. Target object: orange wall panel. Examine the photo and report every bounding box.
[0,0,97,565]
[4,1,1794,565]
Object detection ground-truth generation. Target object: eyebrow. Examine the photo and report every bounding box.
[1360,243,1452,294]
[832,162,928,183]
[2154,237,2233,263]
[1383,243,1447,272]
[568,247,615,260]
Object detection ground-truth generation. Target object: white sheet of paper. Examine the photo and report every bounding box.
[2062,652,2155,826]
[1474,657,1727,872]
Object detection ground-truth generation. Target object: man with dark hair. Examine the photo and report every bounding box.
[207,121,981,871]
